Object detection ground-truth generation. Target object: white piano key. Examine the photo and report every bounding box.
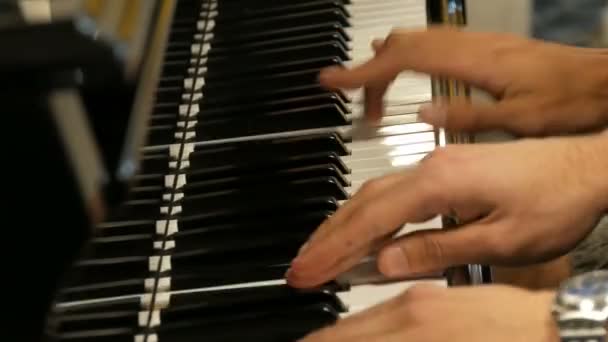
[338,279,447,317]
[346,141,436,163]
[398,216,444,236]
[348,131,436,150]
[350,103,424,118]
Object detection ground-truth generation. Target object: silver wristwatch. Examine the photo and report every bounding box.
[552,270,608,342]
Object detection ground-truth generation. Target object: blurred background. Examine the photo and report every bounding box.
[16,0,608,45]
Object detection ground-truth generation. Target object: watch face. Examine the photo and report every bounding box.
[563,272,608,299]
[557,270,608,320]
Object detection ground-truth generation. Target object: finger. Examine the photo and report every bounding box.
[288,237,381,288]
[395,27,512,94]
[290,172,439,286]
[318,48,403,90]
[371,39,385,52]
[296,170,413,257]
[364,39,392,123]
[364,82,389,123]
[418,98,530,133]
[297,294,405,342]
[376,222,498,278]
[288,172,415,287]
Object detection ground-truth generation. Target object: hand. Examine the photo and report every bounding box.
[298,284,559,342]
[319,26,608,136]
[286,133,608,288]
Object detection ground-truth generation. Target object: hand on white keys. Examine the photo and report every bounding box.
[318,26,608,136]
[285,133,608,288]
[297,283,558,342]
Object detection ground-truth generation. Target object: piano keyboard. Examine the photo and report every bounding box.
[48,0,452,341]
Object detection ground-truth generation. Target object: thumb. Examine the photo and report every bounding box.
[418,99,524,132]
[377,223,495,278]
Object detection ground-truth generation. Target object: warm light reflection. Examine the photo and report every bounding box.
[381,132,435,146]
[391,153,427,167]
[377,122,433,135]
[388,141,436,156]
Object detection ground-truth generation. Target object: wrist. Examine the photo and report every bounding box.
[581,131,608,212]
[587,54,608,126]
[537,291,561,342]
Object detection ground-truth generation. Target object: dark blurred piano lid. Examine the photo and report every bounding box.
[48,0,160,78]
[115,0,177,187]
[49,0,179,197]
[0,0,141,75]
[1,0,177,201]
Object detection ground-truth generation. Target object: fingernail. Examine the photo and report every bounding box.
[382,246,411,277]
[418,103,447,126]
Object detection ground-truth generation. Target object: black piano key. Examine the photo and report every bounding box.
[181,163,349,195]
[202,55,343,82]
[203,42,349,74]
[72,256,151,285]
[157,303,338,342]
[147,124,180,146]
[195,93,349,119]
[187,151,350,182]
[127,185,165,202]
[206,8,349,34]
[205,1,348,22]
[138,153,170,174]
[107,199,162,221]
[173,210,329,249]
[154,86,184,105]
[204,30,349,60]
[194,104,349,140]
[55,298,141,314]
[56,310,138,333]
[171,217,322,254]
[199,84,349,110]
[179,176,348,214]
[149,112,179,126]
[87,234,155,259]
[191,131,349,159]
[153,93,349,140]
[60,278,148,302]
[95,221,156,238]
[171,265,288,291]
[178,196,338,230]
[170,242,304,278]
[164,285,346,322]
[53,328,136,342]
[200,21,350,48]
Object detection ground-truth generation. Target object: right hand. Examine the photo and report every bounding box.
[286,132,608,288]
[319,26,608,136]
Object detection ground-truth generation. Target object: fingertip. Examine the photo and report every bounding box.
[371,38,385,51]
[417,103,447,127]
[377,245,411,278]
[318,65,345,87]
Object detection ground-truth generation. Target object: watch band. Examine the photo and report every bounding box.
[561,331,606,342]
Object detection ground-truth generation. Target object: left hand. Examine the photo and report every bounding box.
[298,284,559,342]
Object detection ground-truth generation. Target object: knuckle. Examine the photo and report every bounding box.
[486,230,518,261]
[420,234,446,267]
[358,178,384,195]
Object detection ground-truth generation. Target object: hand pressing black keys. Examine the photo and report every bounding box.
[52,284,346,342]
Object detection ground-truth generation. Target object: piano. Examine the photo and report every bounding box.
[5,0,491,341]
